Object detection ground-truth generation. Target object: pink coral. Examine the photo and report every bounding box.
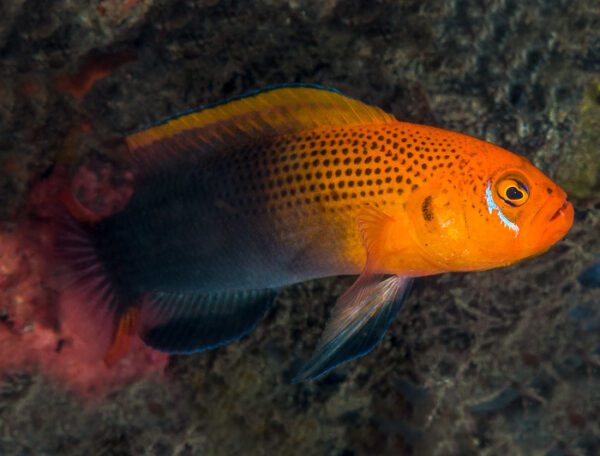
[0,162,168,398]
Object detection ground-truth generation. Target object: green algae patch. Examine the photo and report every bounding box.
[556,80,600,199]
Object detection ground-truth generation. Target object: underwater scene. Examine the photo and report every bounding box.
[0,1,599,455]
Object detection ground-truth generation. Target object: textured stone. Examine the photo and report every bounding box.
[0,0,599,455]
[556,80,600,198]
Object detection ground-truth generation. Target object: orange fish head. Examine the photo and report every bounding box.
[404,141,574,273]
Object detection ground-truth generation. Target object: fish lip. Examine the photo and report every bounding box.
[538,196,573,246]
[536,196,572,241]
[549,198,569,222]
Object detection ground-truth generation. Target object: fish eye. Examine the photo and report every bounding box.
[496,177,529,207]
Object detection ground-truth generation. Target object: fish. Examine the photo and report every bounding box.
[55,84,574,381]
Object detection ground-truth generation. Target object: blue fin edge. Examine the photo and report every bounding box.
[140,289,278,355]
[292,276,413,383]
[128,83,347,136]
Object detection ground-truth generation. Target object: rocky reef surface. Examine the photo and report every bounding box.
[0,1,599,455]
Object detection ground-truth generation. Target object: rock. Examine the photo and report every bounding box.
[556,81,600,199]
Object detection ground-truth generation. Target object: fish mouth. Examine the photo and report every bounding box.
[538,196,574,246]
[549,199,570,222]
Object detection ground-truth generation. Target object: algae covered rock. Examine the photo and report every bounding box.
[0,0,599,455]
[556,80,600,199]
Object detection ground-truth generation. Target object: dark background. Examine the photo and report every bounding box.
[0,1,599,455]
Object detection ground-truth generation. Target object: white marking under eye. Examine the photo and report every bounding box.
[485,180,519,236]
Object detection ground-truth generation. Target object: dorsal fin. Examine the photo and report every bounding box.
[126,84,397,167]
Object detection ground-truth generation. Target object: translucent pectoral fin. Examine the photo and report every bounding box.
[139,289,278,354]
[293,274,412,382]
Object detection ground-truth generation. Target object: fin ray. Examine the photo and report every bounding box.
[126,84,396,173]
[139,288,278,354]
[54,209,129,361]
[293,274,412,382]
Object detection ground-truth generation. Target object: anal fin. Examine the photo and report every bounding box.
[139,289,278,354]
[293,274,412,382]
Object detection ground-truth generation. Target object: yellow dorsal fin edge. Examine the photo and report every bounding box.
[126,85,397,151]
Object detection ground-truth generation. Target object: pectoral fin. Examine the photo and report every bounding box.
[293,273,412,382]
[294,203,413,382]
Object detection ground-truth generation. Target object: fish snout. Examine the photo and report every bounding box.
[537,192,574,246]
[549,199,572,222]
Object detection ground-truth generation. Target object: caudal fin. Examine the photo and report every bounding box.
[53,204,133,363]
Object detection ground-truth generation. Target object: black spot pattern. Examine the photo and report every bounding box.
[206,124,468,219]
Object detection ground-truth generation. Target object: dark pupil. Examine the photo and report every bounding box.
[506,186,524,200]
